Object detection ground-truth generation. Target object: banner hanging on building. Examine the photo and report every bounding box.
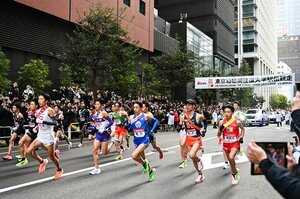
[195,73,295,89]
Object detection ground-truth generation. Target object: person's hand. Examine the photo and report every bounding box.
[247,140,267,164]
[286,143,296,172]
[292,91,300,111]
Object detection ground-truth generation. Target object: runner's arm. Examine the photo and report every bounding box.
[146,114,159,133]
[176,115,184,132]
[102,111,113,130]
[217,120,223,138]
[238,120,245,143]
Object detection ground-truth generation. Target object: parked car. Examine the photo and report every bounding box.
[245,109,269,126]
[267,112,276,123]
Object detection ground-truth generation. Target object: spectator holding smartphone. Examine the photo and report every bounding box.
[247,91,300,199]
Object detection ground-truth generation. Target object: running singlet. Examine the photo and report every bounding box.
[94,111,109,133]
[222,119,240,144]
[184,112,200,137]
[27,110,36,128]
[36,107,53,134]
[131,114,149,139]
[113,112,127,126]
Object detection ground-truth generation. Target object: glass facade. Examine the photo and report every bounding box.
[186,22,213,72]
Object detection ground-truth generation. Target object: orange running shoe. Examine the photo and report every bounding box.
[39,159,48,174]
[53,169,63,180]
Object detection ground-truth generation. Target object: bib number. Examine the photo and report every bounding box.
[224,135,237,143]
[186,129,197,137]
[134,129,145,138]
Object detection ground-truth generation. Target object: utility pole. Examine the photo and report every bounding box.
[237,0,243,69]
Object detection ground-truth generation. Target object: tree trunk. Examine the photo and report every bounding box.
[91,69,97,102]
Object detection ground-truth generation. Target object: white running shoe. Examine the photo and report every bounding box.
[197,159,204,171]
[89,167,101,175]
[77,143,83,148]
[195,174,205,184]
[232,168,240,185]
[223,163,230,169]
[69,142,72,148]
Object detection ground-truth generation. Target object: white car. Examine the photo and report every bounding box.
[245,109,269,126]
[267,112,276,123]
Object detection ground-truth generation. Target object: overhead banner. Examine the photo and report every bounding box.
[195,73,295,89]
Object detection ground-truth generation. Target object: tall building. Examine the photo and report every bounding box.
[234,0,278,108]
[276,62,294,101]
[277,0,300,37]
[155,0,236,73]
[0,0,154,86]
[278,35,300,91]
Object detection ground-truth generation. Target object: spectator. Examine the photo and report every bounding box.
[276,111,282,127]
[22,85,34,101]
[247,91,300,199]
[166,110,175,131]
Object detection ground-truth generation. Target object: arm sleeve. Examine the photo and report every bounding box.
[105,117,113,130]
[150,117,159,133]
[259,157,300,199]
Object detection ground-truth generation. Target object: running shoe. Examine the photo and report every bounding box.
[111,137,120,145]
[120,148,125,155]
[179,161,187,168]
[159,151,164,159]
[16,158,29,167]
[126,146,130,150]
[55,149,60,159]
[69,142,73,148]
[15,155,22,159]
[195,174,205,184]
[39,159,48,174]
[223,163,230,170]
[77,143,83,148]
[148,168,156,182]
[143,159,150,174]
[232,168,240,185]
[53,169,64,180]
[197,159,204,171]
[89,167,101,175]
[2,154,12,160]
[114,155,123,161]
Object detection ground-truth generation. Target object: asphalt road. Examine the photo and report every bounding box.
[0,123,296,199]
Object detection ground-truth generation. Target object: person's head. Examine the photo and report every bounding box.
[184,99,196,113]
[67,102,72,108]
[114,103,120,111]
[222,105,234,120]
[95,99,104,111]
[220,109,224,115]
[133,101,143,115]
[142,101,150,113]
[80,101,85,109]
[29,100,37,111]
[233,101,240,112]
[53,105,60,113]
[38,93,50,107]
[12,102,20,113]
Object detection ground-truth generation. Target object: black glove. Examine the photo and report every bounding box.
[239,137,244,144]
[176,124,182,132]
[200,130,206,137]
[219,124,224,132]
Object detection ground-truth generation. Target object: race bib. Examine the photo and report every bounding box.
[96,122,105,132]
[224,134,237,143]
[134,128,145,138]
[186,129,197,137]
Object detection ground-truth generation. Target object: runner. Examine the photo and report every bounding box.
[3,103,25,160]
[217,105,245,185]
[217,109,230,169]
[121,104,131,150]
[26,93,63,180]
[176,105,188,168]
[142,101,163,159]
[89,99,118,175]
[128,101,158,182]
[112,103,128,161]
[77,102,90,148]
[53,105,72,158]
[16,100,38,166]
[178,99,205,184]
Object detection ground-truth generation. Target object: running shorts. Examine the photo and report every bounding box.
[37,132,55,147]
[95,131,111,142]
[185,136,203,148]
[115,126,127,137]
[223,142,240,153]
[134,137,150,148]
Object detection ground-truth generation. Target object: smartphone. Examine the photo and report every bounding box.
[251,142,288,175]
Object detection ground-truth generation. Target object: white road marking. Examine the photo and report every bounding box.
[0,136,251,194]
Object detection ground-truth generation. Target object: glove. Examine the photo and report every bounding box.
[200,130,206,137]
[219,124,224,132]
[239,137,244,144]
[176,125,182,132]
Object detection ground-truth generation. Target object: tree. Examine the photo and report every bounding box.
[0,49,11,94]
[18,59,52,92]
[139,63,163,96]
[57,3,140,100]
[270,94,288,109]
[151,41,198,100]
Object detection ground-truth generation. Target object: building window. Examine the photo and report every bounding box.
[123,0,130,7]
[139,0,146,15]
